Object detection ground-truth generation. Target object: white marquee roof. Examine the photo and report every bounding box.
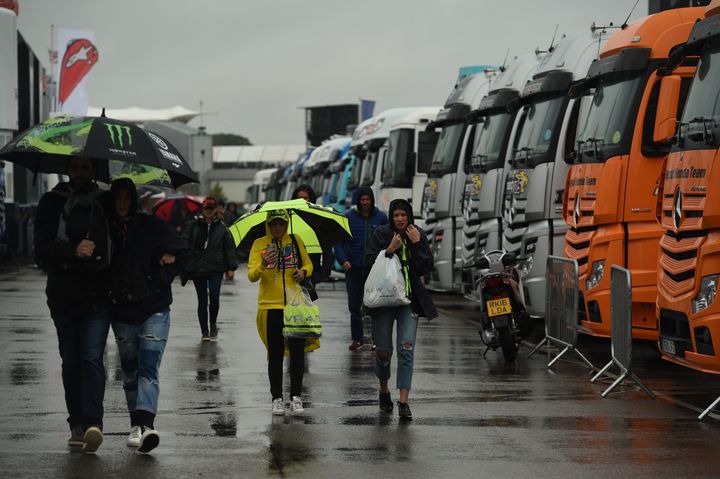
[87,105,201,123]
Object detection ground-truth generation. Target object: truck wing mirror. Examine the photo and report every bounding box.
[654,75,681,143]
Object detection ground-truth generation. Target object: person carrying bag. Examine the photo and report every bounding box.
[247,209,317,416]
[364,199,437,421]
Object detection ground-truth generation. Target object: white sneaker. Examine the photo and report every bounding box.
[138,427,160,454]
[272,398,285,415]
[126,425,142,447]
[290,396,304,415]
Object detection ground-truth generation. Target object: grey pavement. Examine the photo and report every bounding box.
[1,263,720,478]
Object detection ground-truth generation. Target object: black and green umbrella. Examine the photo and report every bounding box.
[0,115,198,187]
[229,199,352,253]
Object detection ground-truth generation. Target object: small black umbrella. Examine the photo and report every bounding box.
[0,114,198,187]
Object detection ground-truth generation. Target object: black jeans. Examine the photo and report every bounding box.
[52,309,111,430]
[345,267,366,342]
[193,272,223,335]
[266,309,305,399]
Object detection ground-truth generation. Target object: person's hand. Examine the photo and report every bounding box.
[342,261,352,271]
[261,249,277,267]
[225,270,235,281]
[159,253,176,265]
[406,225,421,244]
[292,268,306,282]
[386,233,403,255]
[75,239,95,258]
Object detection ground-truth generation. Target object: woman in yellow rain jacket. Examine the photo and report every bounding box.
[248,209,316,416]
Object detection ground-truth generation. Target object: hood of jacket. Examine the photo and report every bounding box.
[292,184,317,203]
[353,186,375,211]
[388,198,414,232]
[110,178,138,220]
[264,209,292,244]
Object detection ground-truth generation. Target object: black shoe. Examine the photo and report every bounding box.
[379,392,393,412]
[398,402,412,420]
[210,325,218,341]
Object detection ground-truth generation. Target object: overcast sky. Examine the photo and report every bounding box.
[17,0,646,145]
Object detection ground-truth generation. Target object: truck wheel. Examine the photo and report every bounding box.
[498,325,518,361]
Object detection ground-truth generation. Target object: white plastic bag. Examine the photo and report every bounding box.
[363,250,411,308]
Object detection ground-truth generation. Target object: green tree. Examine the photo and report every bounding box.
[212,133,252,146]
[207,183,227,202]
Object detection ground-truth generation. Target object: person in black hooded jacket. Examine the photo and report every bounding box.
[184,197,239,340]
[365,198,437,420]
[108,178,188,454]
[291,184,334,285]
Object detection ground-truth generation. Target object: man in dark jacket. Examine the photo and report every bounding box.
[364,198,437,420]
[108,178,188,454]
[34,156,111,453]
[185,197,239,340]
[333,187,388,351]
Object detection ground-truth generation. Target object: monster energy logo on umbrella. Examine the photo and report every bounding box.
[105,124,133,148]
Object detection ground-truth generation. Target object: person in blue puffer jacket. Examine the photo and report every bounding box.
[333,187,388,351]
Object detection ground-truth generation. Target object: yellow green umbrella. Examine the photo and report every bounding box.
[228,199,351,253]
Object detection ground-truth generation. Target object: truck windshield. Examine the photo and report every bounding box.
[679,43,720,147]
[383,129,414,188]
[575,75,643,163]
[348,155,361,190]
[360,150,379,186]
[512,96,566,167]
[430,122,465,177]
[471,112,513,172]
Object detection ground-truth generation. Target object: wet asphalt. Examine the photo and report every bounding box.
[1,263,720,478]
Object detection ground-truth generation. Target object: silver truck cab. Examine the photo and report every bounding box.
[502,28,606,316]
[422,72,496,292]
[460,53,544,296]
[301,136,350,204]
[379,107,441,223]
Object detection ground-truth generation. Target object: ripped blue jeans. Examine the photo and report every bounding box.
[112,310,170,415]
[371,304,417,390]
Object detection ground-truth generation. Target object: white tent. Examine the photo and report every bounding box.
[86,105,200,124]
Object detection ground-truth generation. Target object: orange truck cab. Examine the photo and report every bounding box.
[657,0,720,373]
[563,7,703,341]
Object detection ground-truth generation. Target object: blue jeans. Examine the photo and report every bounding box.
[371,304,417,390]
[112,310,170,416]
[345,267,366,342]
[52,309,111,429]
[193,272,223,335]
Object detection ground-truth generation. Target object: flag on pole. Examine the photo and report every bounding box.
[52,27,98,115]
[360,99,375,121]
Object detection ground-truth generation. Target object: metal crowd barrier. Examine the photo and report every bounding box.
[700,396,720,420]
[531,256,594,370]
[591,265,655,398]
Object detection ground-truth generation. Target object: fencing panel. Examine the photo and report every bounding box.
[545,256,578,347]
[610,266,633,370]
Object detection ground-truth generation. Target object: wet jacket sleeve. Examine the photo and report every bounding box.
[222,226,239,271]
[409,230,434,277]
[333,242,348,264]
[154,217,190,278]
[35,192,76,262]
[247,240,264,283]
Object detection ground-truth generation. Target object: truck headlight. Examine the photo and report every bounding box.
[586,260,605,290]
[518,255,534,278]
[692,274,718,314]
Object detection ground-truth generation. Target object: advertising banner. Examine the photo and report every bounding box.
[52,27,98,115]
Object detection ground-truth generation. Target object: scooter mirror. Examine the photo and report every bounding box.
[502,253,517,267]
[478,257,490,269]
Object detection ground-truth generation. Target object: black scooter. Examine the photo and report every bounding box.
[474,250,532,361]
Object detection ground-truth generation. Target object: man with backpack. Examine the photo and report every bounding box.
[34,156,112,454]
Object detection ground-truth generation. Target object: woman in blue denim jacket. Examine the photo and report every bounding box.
[365,198,437,420]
